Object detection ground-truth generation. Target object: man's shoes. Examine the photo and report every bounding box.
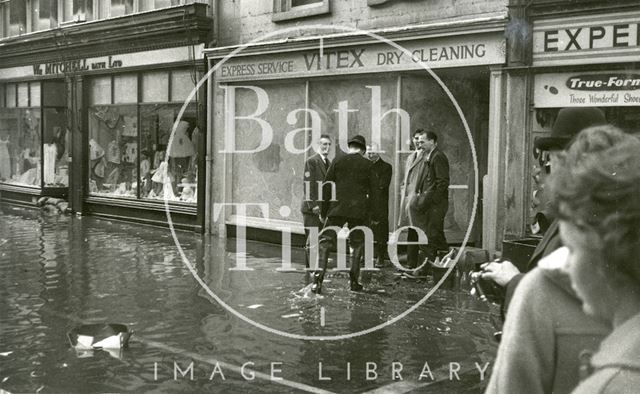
[349,271,363,291]
[311,273,323,294]
[374,256,384,268]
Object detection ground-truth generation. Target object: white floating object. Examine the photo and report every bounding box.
[281,313,301,319]
[93,334,121,349]
[76,335,94,349]
[247,304,263,309]
[0,351,13,357]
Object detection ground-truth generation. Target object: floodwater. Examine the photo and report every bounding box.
[0,206,498,393]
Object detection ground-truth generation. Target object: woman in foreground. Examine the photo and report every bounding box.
[549,126,640,393]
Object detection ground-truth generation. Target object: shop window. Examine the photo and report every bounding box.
[400,74,479,241]
[5,84,16,108]
[29,83,41,107]
[142,72,168,103]
[139,103,197,203]
[62,0,93,22]
[170,70,196,102]
[0,108,42,187]
[228,81,306,222]
[88,105,138,198]
[272,0,329,22]
[17,83,29,107]
[42,108,69,187]
[89,77,112,105]
[87,70,199,203]
[114,74,137,104]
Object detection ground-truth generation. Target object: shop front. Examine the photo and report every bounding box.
[526,9,640,235]
[205,20,507,247]
[0,3,211,231]
[81,50,206,230]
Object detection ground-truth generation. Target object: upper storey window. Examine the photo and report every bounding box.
[0,0,206,38]
[272,0,330,22]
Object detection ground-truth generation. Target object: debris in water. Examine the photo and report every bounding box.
[0,351,12,356]
[247,304,263,309]
[281,313,301,319]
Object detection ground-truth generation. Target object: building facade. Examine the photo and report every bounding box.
[205,0,511,250]
[498,0,639,250]
[0,0,213,231]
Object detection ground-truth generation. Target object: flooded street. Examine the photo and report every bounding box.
[0,206,498,393]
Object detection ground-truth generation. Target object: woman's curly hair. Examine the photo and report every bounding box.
[548,125,640,283]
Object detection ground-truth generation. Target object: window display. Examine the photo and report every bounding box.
[139,103,198,203]
[87,70,199,204]
[42,108,69,188]
[0,108,42,187]
[88,105,138,198]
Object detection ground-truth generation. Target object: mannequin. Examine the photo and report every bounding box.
[167,120,195,195]
[0,135,10,181]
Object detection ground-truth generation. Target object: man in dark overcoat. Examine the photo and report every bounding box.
[366,143,392,267]
[311,135,378,293]
[413,130,450,263]
[398,129,430,269]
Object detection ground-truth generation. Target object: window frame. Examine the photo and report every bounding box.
[86,69,199,203]
[0,0,201,39]
[271,0,329,22]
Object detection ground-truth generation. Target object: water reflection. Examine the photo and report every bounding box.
[0,207,496,393]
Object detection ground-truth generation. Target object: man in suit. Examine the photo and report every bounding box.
[301,134,332,268]
[367,143,392,267]
[398,129,450,270]
[311,135,378,293]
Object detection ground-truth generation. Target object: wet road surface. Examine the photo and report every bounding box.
[0,206,498,393]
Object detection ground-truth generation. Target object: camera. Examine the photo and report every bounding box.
[470,261,505,303]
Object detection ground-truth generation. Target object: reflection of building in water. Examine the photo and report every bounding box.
[0,1,212,231]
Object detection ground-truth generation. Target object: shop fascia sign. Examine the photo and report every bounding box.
[534,71,640,108]
[32,56,123,76]
[0,44,204,80]
[533,11,640,66]
[213,32,505,82]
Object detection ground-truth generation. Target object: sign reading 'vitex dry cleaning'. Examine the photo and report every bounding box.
[535,72,640,108]
[213,32,505,82]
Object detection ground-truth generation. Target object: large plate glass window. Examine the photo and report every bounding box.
[87,70,199,204]
[88,75,138,198]
[0,83,42,188]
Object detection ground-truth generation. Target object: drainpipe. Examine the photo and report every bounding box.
[203,0,219,235]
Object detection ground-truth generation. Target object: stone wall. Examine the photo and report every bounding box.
[217,0,508,46]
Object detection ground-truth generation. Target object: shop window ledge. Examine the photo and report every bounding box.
[0,183,42,195]
[226,215,305,235]
[85,196,196,215]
